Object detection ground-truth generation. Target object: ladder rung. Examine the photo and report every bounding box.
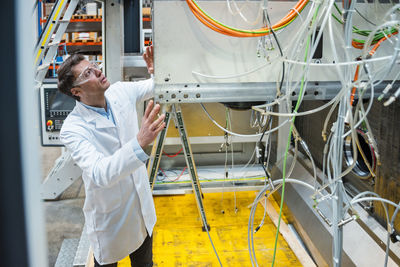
[59,19,71,23]
[48,41,61,47]
[37,63,51,71]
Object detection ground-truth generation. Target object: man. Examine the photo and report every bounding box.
[57,46,165,267]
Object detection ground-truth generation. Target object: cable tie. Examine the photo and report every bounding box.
[289,8,303,22]
[359,82,368,90]
[311,0,322,4]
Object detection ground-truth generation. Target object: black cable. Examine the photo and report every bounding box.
[257,9,285,182]
[265,9,285,97]
[355,7,376,26]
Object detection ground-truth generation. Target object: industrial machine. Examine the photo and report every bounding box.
[37,0,400,266]
[150,1,400,266]
[40,81,76,146]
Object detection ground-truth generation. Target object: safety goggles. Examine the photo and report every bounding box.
[73,63,102,87]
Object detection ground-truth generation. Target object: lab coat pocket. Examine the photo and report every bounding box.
[92,185,122,214]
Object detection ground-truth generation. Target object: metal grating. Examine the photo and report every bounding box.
[55,238,79,267]
[73,226,91,267]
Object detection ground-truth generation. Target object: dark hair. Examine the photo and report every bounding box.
[57,54,86,101]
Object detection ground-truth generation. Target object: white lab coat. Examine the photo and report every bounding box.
[60,79,156,265]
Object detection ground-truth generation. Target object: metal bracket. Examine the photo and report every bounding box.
[41,149,82,200]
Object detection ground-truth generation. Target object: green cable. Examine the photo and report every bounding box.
[332,3,398,45]
[270,4,319,267]
[225,107,230,129]
[190,0,307,35]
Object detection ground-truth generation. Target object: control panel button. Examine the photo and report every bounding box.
[46,120,54,131]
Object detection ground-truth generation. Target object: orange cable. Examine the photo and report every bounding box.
[186,0,309,37]
[369,31,398,56]
[351,31,398,105]
[189,3,236,37]
[350,65,359,106]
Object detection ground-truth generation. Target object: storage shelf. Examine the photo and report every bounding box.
[66,20,102,32]
[65,42,102,54]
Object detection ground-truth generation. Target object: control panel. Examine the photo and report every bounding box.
[40,82,76,146]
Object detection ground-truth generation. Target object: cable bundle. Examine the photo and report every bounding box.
[186,0,309,37]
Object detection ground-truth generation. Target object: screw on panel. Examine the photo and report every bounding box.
[171,94,176,98]
[196,93,201,98]
[159,95,163,99]
[184,94,188,98]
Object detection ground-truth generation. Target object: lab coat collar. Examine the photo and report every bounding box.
[75,100,116,129]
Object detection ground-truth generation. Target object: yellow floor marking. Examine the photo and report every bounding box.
[118,191,302,267]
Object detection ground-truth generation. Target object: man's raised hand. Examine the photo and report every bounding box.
[137,100,165,149]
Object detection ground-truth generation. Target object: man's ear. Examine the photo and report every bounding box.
[70,87,81,98]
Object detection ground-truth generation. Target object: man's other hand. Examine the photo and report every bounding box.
[137,100,165,149]
[143,45,154,75]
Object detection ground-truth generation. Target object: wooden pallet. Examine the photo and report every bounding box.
[71,14,101,20]
[71,39,95,43]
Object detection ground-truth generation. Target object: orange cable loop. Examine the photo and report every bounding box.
[186,0,309,37]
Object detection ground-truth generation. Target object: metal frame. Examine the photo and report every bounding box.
[147,104,211,231]
[275,155,400,266]
[104,0,124,83]
[153,1,399,104]
[155,81,395,104]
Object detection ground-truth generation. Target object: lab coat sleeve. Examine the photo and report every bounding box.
[118,78,154,104]
[61,127,144,188]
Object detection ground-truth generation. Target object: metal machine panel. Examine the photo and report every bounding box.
[40,83,76,146]
[153,1,400,103]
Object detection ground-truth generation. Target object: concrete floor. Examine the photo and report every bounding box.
[41,147,85,267]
